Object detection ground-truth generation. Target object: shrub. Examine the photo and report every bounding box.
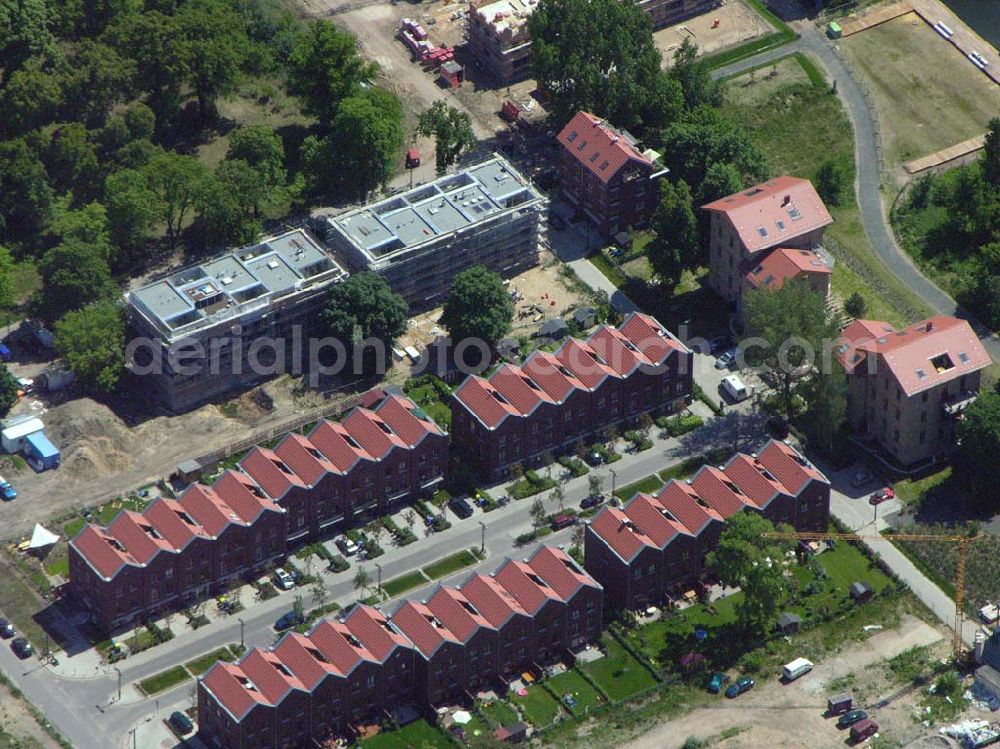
[657,414,704,437]
[515,531,537,546]
[525,469,541,484]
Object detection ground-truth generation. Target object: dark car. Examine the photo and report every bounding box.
[707,672,729,694]
[725,677,754,698]
[837,709,868,729]
[766,415,790,440]
[580,494,605,510]
[869,487,895,505]
[274,610,304,631]
[11,637,32,659]
[0,618,14,639]
[449,498,474,519]
[550,514,576,530]
[584,451,605,467]
[168,711,194,735]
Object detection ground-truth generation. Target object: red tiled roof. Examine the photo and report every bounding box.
[214,470,281,522]
[744,247,832,290]
[143,498,209,551]
[756,440,827,495]
[342,409,404,459]
[275,433,336,485]
[588,507,654,563]
[588,327,643,377]
[343,605,410,662]
[308,420,367,472]
[556,338,611,390]
[240,447,307,499]
[202,662,269,720]
[494,560,561,614]
[179,482,243,537]
[452,376,519,430]
[426,587,492,643]
[309,619,369,674]
[71,525,132,580]
[375,394,445,446]
[556,111,653,185]
[107,511,170,566]
[722,454,788,509]
[271,634,332,691]
[491,364,555,415]
[521,351,583,402]
[702,176,833,254]
[618,312,688,363]
[689,467,752,518]
[653,481,722,536]
[391,601,459,658]
[460,573,529,628]
[527,545,598,600]
[239,649,304,705]
[623,495,683,548]
[838,316,991,396]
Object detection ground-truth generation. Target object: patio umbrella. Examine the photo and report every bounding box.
[453,711,472,725]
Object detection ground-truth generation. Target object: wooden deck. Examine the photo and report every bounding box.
[838,2,912,37]
[904,133,987,174]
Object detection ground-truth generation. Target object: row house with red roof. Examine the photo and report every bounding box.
[836,316,991,466]
[556,112,669,240]
[702,176,834,307]
[197,546,602,749]
[69,392,448,633]
[585,440,830,613]
[450,312,693,481]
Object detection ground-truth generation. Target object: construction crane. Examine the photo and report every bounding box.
[762,529,979,661]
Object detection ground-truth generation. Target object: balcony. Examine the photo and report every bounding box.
[943,390,978,417]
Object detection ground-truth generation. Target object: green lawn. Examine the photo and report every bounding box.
[362,720,452,749]
[581,636,658,701]
[613,474,664,500]
[422,550,479,580]
[185,647,237,676]
[547,670,604,714]
[43,555,69,579]
[479,698,518,726]
[510,684,563,727]
[817,539,893,595]
[891,467,954,511]
[624,594,743,669]
[138,665,190,695]
[382,570,429,598]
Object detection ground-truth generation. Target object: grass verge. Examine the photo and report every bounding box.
[422,549,479,580]
[138,665,190,695]
[185,647,237,677]
[382,570,430,598]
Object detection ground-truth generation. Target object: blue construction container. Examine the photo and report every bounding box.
[24,431,60,471]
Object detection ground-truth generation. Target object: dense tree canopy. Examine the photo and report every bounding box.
[54,300,125,393]
[322,272,408,375]
[955,390,1000,511]
[441,266,514,349]
[668,39,722,111]
[661,107,768,192]
[417,101,476,176]
[0,247,16,308]
[321,87,404,198]
[647,179,697,288]
[0,363,18,417]
[528,0,682,136]
[105,169,161,263]
[37,239,118,322]
[0,138,52,245]
[142,150,209,247]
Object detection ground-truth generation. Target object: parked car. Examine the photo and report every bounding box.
[721,374,750,403]
[562,693,577,708]
[336,537,359,556]
[782,657,813,681]
[707,336,731,354]
[0,476,16,501]
[273,568,295,590]
[16,377,33,394]
[585,451,605,467]
[714,349,737,369]
[11,637,32,659]
[849,718,879,743]
[168,711,194,736]
[449,498,474,519]
[0,343,11,362]
[0,618,14,638]
[707,673,729,694]
[550,514,576,530]
[107,642,129,662]
[274,610,304,631]
[869,487,895,505]
[725,677,755,698]
[837,709,868,729]
[580,494,605,510]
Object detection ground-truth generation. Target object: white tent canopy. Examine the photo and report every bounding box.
[453,711,472,725]
[28,524,59,549]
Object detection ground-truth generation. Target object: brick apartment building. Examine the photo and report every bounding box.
[702,176,834,305]
[197,546,602,749]
[465,0,720,85]
[585,440,830,613]
[450,312,693,481]
[837,316,991,466]
[68,392,447,633]
[556,112,669,240]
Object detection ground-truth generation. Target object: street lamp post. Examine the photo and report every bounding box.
[374,562,383,597]
[114,666,122,702]
[238,617,245,650]
[610,469,617,501]
[478,521,486,554]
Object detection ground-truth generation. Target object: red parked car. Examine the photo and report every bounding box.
[869,487,895,506]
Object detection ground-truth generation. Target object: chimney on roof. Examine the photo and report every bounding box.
[782,195,791,206]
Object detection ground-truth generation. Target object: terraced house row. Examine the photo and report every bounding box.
[451,312,694,481]
[68,391,448,632]
[197,546,602,749]
[585,440,831,613]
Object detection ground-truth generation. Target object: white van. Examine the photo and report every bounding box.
[721,374,750,403]
[782,657,813,681]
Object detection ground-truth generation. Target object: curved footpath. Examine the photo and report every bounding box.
[712,24,1000,361]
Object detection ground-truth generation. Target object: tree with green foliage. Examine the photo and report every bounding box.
[588,473,604,498]
[528,0,682,135]
[955,390,1000,510]
[647,179,698,288]
[0,138,52,246]
[661,107,768,194]
[327,87,404,197]
[61,40,135,128]
[815,159,847,207]
[695,160,743,241]
[983,116,1000,189]
[178,0,250,119]
[417,101,476,176]
[0,364,18,417]
[0,0,62,86]
[844,292,866,319]
[143,150,209,248]
[37,240,117,322]
[192,161,263,251]
[799,365,847,456]
[353,567,371,599]
[54,300,125,394]
[743,278,836,419]
[530,498,546,526]
[105,169,161,263]
[0,64,63,137]
[0,247,15,309]
[668,38,722,111]
[46,122,101,197]
[321,272,408,374]
[227,124,286,200]
[286,20,377,124]
[50,200,113,262]
[440,266,513,350]
[707,512,788,634]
